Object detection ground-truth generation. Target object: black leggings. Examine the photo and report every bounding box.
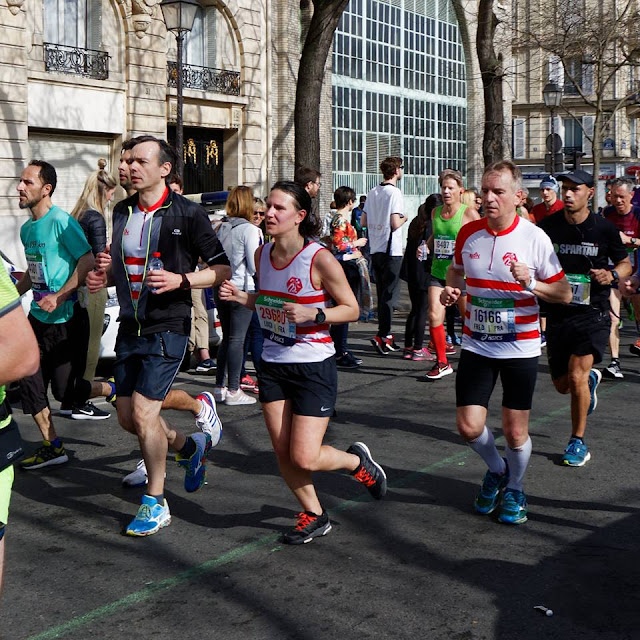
[404,284,429,349]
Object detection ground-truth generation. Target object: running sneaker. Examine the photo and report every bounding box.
[20,441,69,470]
[195,358,216,373]
[562,436,591,467]
[427,340,456,356]
[225,389,257,405]
[402,347,414,360]
[630,338,640,356]
[587,368,602,415]
[58,408,72,417]
[213,386,227,402]
[384,335,400,351]
[540,332,547,348]
[336,351,361,368]
[497,488,528,524]
[195,391,222,446]
[71,401,110,420]
[411,348,435,362]
[125,495,171,537]
[347,441,387,499]
[425,361,453,380]
[176,432,212,493]
[122,459,147,487]
[282,511,332,545]
[106,377,117,405]
[474,462,509,515]
[370,335,390,355]
[240,374,257,391]
[603,359,623,379]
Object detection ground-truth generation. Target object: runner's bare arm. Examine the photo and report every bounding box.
[590,255,632,285]
[390,212,407,231]
[510,261,572,304]
[441,264,465,306]
[15,270,32,296]
[0,304,38,385]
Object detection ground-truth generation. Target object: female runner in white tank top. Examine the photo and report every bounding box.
[219,181,387,544]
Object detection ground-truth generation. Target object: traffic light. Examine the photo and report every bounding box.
[564,150,585,172]
[544,152,565,173]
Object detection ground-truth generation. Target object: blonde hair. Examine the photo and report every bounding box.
[71,159,117,220]
[226,185,255,221]
[461,191,477,208]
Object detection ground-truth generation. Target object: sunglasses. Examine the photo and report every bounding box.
[255,210,266,216]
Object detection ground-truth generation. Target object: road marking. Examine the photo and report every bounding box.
[26,380,626,639]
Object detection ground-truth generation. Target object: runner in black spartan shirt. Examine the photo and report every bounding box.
[539,170,631,467]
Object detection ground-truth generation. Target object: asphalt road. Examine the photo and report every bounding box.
[3,311,640,640]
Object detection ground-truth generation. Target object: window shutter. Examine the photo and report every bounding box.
[583,115,595,157]
[205,7,217,69]
[87,0,102,50]
[513,118,526,159]
[548,55,563,87]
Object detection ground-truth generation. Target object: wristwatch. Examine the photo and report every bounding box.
[315,308,326,323]
[631,237,637,246]
[611,270,619,284]
[180,273,191,290]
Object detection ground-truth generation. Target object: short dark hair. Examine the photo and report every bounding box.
[333,186,356,209]
[169,174,183,189]
[271,180,320,239]
[294,167,321,189]
[380,156,403,180]
[121,138,137,152]
[28,160,57,196]
[131,135,177,171]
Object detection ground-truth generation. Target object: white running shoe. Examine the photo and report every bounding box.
[195,391,223,446]
[224,389,257,406]
[122,459,147,487]
[213,386,227,402]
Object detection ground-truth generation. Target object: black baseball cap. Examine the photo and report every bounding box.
[557,170,594,188]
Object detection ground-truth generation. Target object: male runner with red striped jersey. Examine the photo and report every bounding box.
[441,161,571,525]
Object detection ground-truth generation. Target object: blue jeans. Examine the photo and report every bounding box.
[215,296,254,391]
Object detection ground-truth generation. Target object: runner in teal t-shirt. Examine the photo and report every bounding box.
[20,204,91,324]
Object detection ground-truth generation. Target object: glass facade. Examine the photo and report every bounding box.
[332,0,467,199]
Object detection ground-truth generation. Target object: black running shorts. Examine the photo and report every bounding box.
[546,309,610,380]
[455,349,539,410]
[258,356,337,417]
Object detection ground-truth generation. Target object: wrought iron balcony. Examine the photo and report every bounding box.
[167,61,240,96]
[44,43,109,80]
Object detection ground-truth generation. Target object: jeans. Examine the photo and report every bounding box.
[242,311,263,377]
[215,296,254,391]
[371,253,403,338]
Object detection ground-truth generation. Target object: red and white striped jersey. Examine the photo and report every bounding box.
[453,215,564,359]
[258,241,335,364]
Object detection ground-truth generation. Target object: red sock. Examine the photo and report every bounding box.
[432,324,447,364]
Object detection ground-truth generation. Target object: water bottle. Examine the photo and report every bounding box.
[419,240,428,262]
[147,252,163,292]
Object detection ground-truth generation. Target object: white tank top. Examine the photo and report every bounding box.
[258,241,335,364]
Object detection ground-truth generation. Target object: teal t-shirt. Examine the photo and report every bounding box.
[20,205,91,324]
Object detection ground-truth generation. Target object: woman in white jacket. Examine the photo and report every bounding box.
[214,186,262,405]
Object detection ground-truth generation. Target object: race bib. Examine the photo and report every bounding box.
[255,294,297,346]
[26,252,51,300]
[566,273,591,306]
[469,296,517,342]
[434,235,455,261]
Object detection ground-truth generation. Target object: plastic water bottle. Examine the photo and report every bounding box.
[419,240,428,262]
[147,252,163,292]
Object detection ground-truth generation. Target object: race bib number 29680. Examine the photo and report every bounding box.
[255,294,297,346]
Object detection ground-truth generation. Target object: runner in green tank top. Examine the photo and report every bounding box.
[425,169,480,379]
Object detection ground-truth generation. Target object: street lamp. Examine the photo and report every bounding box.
[161,0,198,179]
[543,81,563,174]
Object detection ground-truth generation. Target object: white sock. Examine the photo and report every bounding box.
[505,437,532,492]
[468,426,506,475]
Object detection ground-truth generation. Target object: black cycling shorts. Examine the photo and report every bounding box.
[456,349,539,410]
[546,309,610,380]
[258,356,337,418]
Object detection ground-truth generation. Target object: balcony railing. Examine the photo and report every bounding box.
[167,62,240,96]
[44,43,109,80]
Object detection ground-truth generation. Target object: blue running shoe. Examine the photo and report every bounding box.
[125,495,171,536]
[562,436,591,467]
[497,488,528,524]
[587,368,602,415]
[176,432,212,493]
[474,460,509,514]
[195,392,222,446]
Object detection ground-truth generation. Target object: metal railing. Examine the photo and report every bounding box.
[43,42,109,80]
[167,61,240,95]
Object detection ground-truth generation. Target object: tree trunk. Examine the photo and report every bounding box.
[294,0,348,172]
[476,0,506,167]
[592,111,602,212]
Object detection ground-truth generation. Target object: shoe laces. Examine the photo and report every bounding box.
[136,504,152,520]
[353,464,376,487]
[565,438,585,456]
[502,489,524,508]
[294,511,317,531]
[481,469,505,493]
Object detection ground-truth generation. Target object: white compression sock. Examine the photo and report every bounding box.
[468,426,506,475]
[505,436,532,492]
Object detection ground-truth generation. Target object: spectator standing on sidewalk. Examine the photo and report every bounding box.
[363,156,407,355]
[15,160,95,469]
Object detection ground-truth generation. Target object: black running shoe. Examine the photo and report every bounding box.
[71,401,110,420]
[282,511,332,544]
[348,441,387,499]
[337,351,361,368]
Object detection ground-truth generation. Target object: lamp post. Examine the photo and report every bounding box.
[161,0,198,179]
[543,81,563,174]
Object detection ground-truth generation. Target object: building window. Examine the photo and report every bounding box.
[563,118,583,152]
[184,6,217,68]
[512,118,526,159]
[44,0,102,50]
